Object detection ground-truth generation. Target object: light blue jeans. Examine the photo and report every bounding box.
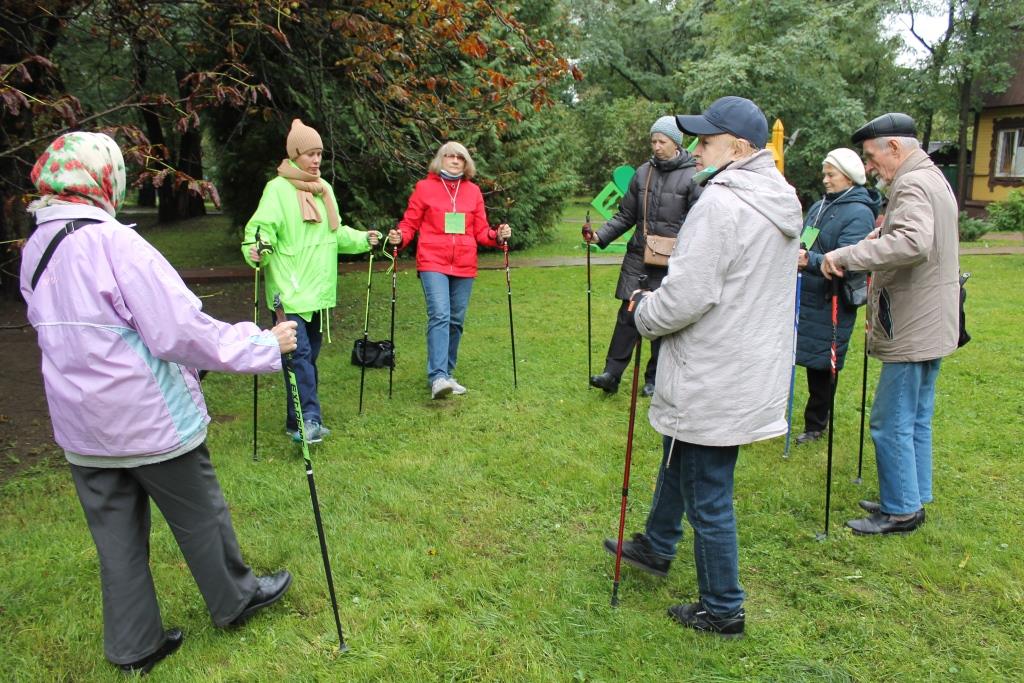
[644,435,745,616]
[870,359,942,515]
[420,271,474,382]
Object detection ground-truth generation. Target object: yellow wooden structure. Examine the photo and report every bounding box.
[766,119,785,175]
[969,105,1024,204]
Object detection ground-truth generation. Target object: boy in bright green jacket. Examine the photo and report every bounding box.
[243,119,379,443]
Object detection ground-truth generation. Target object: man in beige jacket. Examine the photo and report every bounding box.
[822,113,960,535]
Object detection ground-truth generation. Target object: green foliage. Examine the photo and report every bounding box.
[674,0,902,202]
[958,211,990,241]
[571,97,676,193]
[986,188,1024,233]
[570,0,699,103]
[202,1,578,247]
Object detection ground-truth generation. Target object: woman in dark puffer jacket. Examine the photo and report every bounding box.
[585,116,701,396]
[794,148,881,444]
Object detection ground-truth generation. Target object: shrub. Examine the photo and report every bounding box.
[986,188,1024,232]
[958,211,990,242]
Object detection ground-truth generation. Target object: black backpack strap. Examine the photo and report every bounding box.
[29,219,101,290]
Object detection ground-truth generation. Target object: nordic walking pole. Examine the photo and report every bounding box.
[500,229,518,389]
[252,256,260,462]
[584,210,593,380]
[274,294,348,652]
[387,240,398,400]
[251,229,273,462]
[612,277,647,607]
[358,249,374,415]
[817,278,840,541]
[855,274,871,484]
[783,271,803,457]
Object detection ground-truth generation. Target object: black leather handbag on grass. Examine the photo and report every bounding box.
[351,339,395,368]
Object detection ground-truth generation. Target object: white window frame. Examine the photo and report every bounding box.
[994,126,1024,178]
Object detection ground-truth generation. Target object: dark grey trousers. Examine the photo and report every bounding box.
[70,442,258,665]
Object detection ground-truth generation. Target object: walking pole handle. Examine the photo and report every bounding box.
[273,295,287,328]
[627,275,649,312]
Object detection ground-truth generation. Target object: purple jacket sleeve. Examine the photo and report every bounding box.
[111,230,282,373]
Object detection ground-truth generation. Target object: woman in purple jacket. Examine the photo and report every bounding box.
[20,132,298,675]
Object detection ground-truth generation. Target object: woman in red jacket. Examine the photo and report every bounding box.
[387,142,511,399]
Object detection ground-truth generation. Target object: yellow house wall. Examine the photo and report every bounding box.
[971,106,1024,203]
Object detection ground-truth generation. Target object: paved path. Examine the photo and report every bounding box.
[178,246,1023,284]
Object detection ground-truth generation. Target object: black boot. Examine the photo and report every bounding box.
[118,629,184,675]
[602,532,671,577]
[667,601,745,638]
[589,372,620,394]
[229,570,293,626]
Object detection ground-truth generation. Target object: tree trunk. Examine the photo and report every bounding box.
[158,69,206,223]
[955,77,973,209]
[954,7,982,210]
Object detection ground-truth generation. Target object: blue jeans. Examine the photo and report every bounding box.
[870,359,941,515]
[420,271,474,382]
[279,312,322,430]
[644,435,744,616]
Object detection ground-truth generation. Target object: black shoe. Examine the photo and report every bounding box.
[641,382,655,398]
[846,509,925,535]
[230,570,292,626]
[667,601,745,639]
[795,430,823,445]
[859,500,881,514]
[602,533,671,577]
[589,372,620,394]
[118,628,184,675]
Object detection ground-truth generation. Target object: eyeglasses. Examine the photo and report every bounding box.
[443,153,465,160]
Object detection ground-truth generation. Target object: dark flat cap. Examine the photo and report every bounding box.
[851,113,917,144]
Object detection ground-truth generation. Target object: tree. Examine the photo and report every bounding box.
[900,0,1024,207]
[204,1,579,246]
[673,0,906,202]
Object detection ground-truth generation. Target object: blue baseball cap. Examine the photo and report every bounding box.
[675,96,769,149]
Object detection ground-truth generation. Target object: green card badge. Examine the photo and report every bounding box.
[800,225,820,250]
[444,212,466,234]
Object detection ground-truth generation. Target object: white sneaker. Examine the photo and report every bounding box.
[431,377,454,399]
[449,378,467,395]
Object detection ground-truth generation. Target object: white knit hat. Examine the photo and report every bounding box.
[650,116,683,147]
[823,148,866,185]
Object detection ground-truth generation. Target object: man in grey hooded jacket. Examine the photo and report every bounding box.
[603,97,801,638]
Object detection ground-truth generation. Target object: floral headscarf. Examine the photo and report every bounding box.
[29,132,126,217]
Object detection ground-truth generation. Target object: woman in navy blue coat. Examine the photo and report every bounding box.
[794,148,881,445]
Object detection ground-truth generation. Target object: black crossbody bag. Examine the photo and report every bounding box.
[28,219,101,290]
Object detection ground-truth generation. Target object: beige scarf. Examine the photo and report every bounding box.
[276,160,340,231]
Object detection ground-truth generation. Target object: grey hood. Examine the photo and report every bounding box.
[706,150,802,240]
[634,148,802,447]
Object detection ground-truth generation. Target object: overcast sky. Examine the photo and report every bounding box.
[890,11,948,65]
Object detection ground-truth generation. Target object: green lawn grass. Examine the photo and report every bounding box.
[2,216,1022,680]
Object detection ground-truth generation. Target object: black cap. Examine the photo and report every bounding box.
[675,96,769,149]
[851,113,917,145]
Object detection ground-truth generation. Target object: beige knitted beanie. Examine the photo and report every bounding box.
[286,119,323,159]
